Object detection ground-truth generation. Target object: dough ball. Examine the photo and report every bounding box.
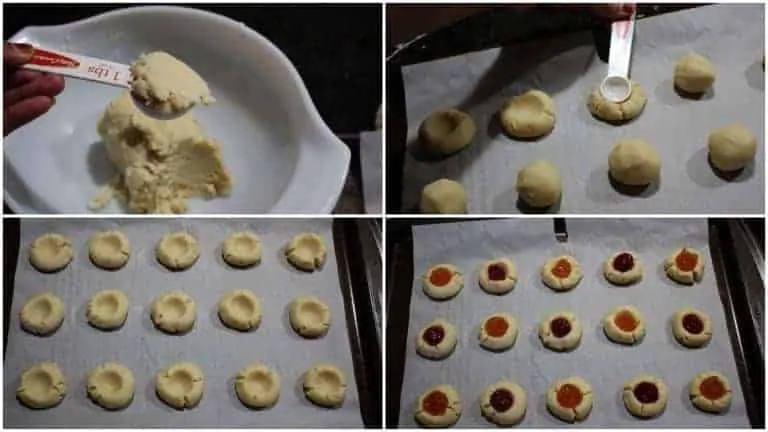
[415,384,461,427]
[235,363,280,409]
[539,311,582,352]
[672,307,713,348]
[603,305,646,345]
[587,80,647,122]
[608,138,661,186]
[603,251,643,285]
[302,363,347,408]
[151,291,196,334]
[88,230,130,270]
[218,289,262,332]
[708,124,757,172]
[500,90,555,139]
[418,108,476,156]
[546,377,593,423]
[130,51,214,115]
[87,290,129,331]
[516,159,562,208]
[156,362,204,409]
[478,313,518,352]
[20,292,65,336]
[156,232,200,271]
[87,362,135,410]
[289,296,331,338]
[285,233,327,272]
[664,247,705,284]
[29,233,73,273]
[689,371,732,414]
[478,258,517,295]
[541,255,583,292]
[622,375,668,418]
[16,362,66,409]
[674,53,717,94]
[480,381,527,426]
[416,318,458,360]
[420,179,468,214]
[222,231,262,268]
[422,264,463,300]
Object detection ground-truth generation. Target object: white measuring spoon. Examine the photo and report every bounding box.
[600,9,637,103]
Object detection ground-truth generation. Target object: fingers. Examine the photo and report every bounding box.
[4,42,34,67]
[6,69,44,89]
[3,95,54,136]
[4,73,65,107]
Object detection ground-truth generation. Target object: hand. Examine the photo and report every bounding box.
[588,4,636,21]
[4,42,65,136]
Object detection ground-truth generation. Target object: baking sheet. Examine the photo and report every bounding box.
[401,4,765,214]
[360,130,383,215]
[4,219,362,428]
[398,219,750,427]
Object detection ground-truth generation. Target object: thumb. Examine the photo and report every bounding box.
[4,42,34,67]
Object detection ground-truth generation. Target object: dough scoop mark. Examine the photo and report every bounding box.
[682,313,704,334]
[556,384,583,409]
[675,248,698,272]
[633,382,659,404]
[429,267,453,286]
[489,388,514,412]
[550,317,572,338]
[612,252,634,272]
[422,325,445,346]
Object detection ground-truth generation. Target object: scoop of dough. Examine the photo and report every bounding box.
[587,80,647,123]
[87,290,129,330]
[418,108,476,156]
[608,139,661,186]
[420,178,468,214]
[708,124,757,172]
[16,362,66,409]
[222,232,262,268]
[20,292,65,336]
[500,90,555,139]
[674,53,717,94]
[516,159,561,208]
[156,362,204,409]
[87,362,135,410]
[285,233,327,271]
[303,363,347,408]
[235,363,280,408]
[156,232,200,271]
[28,233,73,273]
[88,230,130,270]
[130,51,214,115]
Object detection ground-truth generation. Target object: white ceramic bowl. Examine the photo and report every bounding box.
[5,6,350,214]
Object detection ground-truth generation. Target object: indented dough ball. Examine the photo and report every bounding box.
[235,363,280,409]
[587,80,647,122]
[418,108,476,156]
[88,230,130,270]
[608,139,661,186]
[87,362,135,410]
[155,362,204,409]
[420,179,468,214]
[516,159,561,208]
[302,363,347,408]
[500,90,555,139]
[674,53,717,94]
[20,292,65,336]
[29,233,74,273]
[17,362,67,409]
[708,124,757,172]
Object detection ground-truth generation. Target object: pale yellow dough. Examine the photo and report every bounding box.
[422,264,463,300]
[130,51,214,115]
[289,296,331,338]
[415,384,461,427]
[222,232,262,268]
[88,230,131,270]
[87,362,135,410]
[689,371,732,413]
[708,124,757,172]
[235,363,280,409]
[516,159,562,208]
[303,363,347,408]
[156,232,200,270]
[156,362,204,409]
[500,90,555,138]
[218,289,262,331]
[418,108,476,156]
[87,290,129,330]
[674,53,717,94]
[151,291,196,334]
[29,233,73,273]
[420,179,468,214]
[285,233,327,271]
[20,292,65,336]
[546,377,593,423]
[480,380,527,426]
[608,139,661,186]
[17,362,67,409]
[587,80,647,122]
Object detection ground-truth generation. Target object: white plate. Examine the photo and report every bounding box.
[5,6,350,214]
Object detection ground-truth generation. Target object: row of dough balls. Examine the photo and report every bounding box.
[19,290,332,339]
[415,371,733,427]
[417,306,712,360]
[27,231,327,273]
[16,361,347,411]
[422,248,704,300]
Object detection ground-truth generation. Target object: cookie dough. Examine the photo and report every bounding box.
[289,296,331,338]
[222,232,262,268]
[130,51,214,115]
[516,159,562,208]
[500,90,555,139]
[608,138,661,186]
[672,307,713,348]
[689,371,732,414]
[422,264,463,300]
[480,380,527,426]
[285,233,327,272]
[587,80,647,122]
[20,292,65,336]
[420,179,468,214]
[302,363,347,408]
[87,290,129,330]
[622,375,668,419]
[708,124,757,172]
[478,313,518,352]
[603,305,646,345]
[16,362,66,409]
[664,247,705,284]
[151,291,196,334]
[546,377,593,423]
[415,384,461,427]
[417,318,458,359]
[418,108,476,156]
[603,251,643,285]
[541,255,583,291]
[674,53,717,94]
[88,230,130,270]
[235,363,280,409]
[218,289,262,331]
[539,311,582,352]
[156,362,204,409]
[478,258,517,294]
[156,232,200,270]
[87,362,135,410]
[29,233,73,273]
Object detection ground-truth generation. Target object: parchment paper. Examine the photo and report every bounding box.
[401,4,764,214]
[4,219,362,428]
[360,130,383,215]
[398,219,750,427]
